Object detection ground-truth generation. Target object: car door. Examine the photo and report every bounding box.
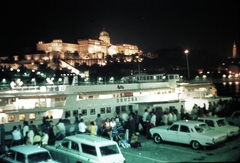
[53,140,70,162]
[178,125,191,144]
[164,124,179,142]
[232,112,240,126]
[1,150,16,163]
[67,141,80,162]
[79,143,99,162]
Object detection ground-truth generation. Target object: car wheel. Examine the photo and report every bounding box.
[153,134,162,144]
[191,140,201,150]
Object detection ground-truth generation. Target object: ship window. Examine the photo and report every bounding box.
[116,107,120,114]
[73,110,78,116]
[82,109,87,116]
[8,115,15,122]
[90,109,95,115]
[88,96,93,99]
[29,113,36,120]
[106,107,111,113]
[19,114,25,121]
[65,111,70,118]
[129,105,132,110]
[100,108,105,114]
[121,106,126,112]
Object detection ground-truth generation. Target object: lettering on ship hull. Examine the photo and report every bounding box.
[117,97,137,103]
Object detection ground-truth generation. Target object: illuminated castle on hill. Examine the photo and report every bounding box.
[36,28,141,66]
[0,28,142,73]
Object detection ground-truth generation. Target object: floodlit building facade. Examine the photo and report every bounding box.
[36,28,141,66]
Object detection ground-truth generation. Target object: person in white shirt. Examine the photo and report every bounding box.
[41,130,49,146]
[27,125,34,145]
[150,112,156,127]
[57,119,66,137]
[110,118,116,128]
[172,111,177,122]
[142,109,149,123]
[78,119,87,133]
[23,121,29,138]
[11,126,22,146]
[168,111,173,125]
[121,113,128,123]
[162,111,168,126]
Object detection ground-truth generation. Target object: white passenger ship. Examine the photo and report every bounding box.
[0,73,230,138]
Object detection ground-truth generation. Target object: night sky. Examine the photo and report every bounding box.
[1,0,239,57]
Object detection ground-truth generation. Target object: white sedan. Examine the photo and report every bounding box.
[0,145,61,163]
[149,120,227,150]
[198,117,239,138]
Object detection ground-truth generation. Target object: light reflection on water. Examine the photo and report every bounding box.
[214,81,240,97]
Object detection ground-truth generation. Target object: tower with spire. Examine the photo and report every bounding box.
[233,41,237,58]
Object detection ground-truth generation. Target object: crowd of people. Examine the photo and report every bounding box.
[10,120,50,147]
[4,97,239,150]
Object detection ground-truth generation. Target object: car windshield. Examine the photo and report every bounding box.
[194,123,211,133]
[99,144,120,156]
[216,119,228,127]
[28,151,52,163]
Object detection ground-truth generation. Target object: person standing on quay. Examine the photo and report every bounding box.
[142,109,148,135]
[74,114,80,134]
[41,129,49,146]
[78,118,87,134]
[57,119,66,140]
[0,124,5,153]
[134,110,140,132]
[128,114,135,140]
[95,114,103,135]
[27,125,35,145]
[11,126,22,146]
[180,105,186,120]
[23,121,29,138]
[47,120,56,145]
[88,121,97,136]
[150,112,156,128]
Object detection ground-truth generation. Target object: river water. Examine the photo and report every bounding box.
[214,81,240,98]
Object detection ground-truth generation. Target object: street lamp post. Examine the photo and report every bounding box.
[184,50,190,81]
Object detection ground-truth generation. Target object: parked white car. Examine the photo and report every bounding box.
[198,117,239,138]
[45,134,125,163]
[225,111,240,126]
[0,145,60,163]
[149,120,227,150]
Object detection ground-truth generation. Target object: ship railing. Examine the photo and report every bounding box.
[0,101,65,112]
[11,85,62,92]
[177,79,213,85]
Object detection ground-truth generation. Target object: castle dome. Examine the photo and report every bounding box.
[99,27,110,44]
[99,30,109,37]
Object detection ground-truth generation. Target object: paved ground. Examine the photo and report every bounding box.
[120,134,240,163]
[2,133,240,162]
